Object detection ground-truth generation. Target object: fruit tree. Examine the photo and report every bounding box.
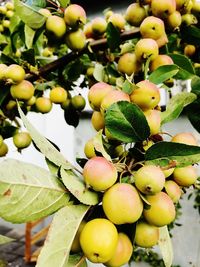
[0,0,200,266]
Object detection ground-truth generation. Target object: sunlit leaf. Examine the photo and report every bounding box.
[93,130,112,161]
[25,24,35,49]
[158,226,173,267]
[148,65,179,84]
[0,235,14,245]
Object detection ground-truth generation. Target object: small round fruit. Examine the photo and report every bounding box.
[144,109,161,135]
[0,6,7,14]
[80,218,118,263]
[134,221,159,248]
[50,86,67,104]
[5,2,14,10]
[91,17,107,35]
[105,232,133,267]
[2,19,10,28]
[13,132,32,149]
[108,13,126,31]
[91,111,105,131]
[64,4,86,28]
[71,220,86,253]
[71,94,86,111]
[117,52,141,76]
[171,132,198,146]
[102,183,143,225]
[66,29,86,51]
[38,8,51,17]
[135,38,159,62]
[0,64,7,80]
[0,142,8,157]
[164,180,182,203]
[184,44,196,57]
[5,64,25,83]
[84,139,96,159]
[6,100,16,110]
[173,165,198,187]
[134,165,165,194]
[46,15,67,38]
[35,97,52,113]
[26,96,36,106]
[10,80,35,101]
[125,3,146,26]
[150,54,174,72]
[143,192,176,227]
[83,156,118,191]
[6,10,14,18]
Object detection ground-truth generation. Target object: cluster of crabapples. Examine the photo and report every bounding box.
[0,1,14,33]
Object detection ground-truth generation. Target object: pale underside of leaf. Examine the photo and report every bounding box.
[0,159,70,223]
[0,234,14,245]
[60,167,99,206]
[18,104,72,170]
[36,205,89,267]
[158,226,173,267]
[93,130,112,161]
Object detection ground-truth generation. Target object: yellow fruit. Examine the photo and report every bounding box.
[35,97,52,113]
[164,180,182,203]
[66,29,86,51]
[0,135,3,147]
[0,64,7,80]
[13,132,32,149]
[0,142,8,157]
[173,165,198,187]
[80,218,118,263]
[102,183,143,224]
[38,8,51,17]
[5,64,25,83]
[50,87,67,104]
[71,94,86,110]
[171,132,198,146]
[135,38,159,62]
[91,111,105,131]
[46,15,67,38]
[64,4,86,28]
[84,139,96,159]
[117,52,141,76]
[105,232,133,267]
[163,167,175,178]
[10,80,35,101]
[144,109,161,135]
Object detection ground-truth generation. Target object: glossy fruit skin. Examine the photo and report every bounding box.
[71,94,86,111]
[144,109,161,135]
[10,80,35,101]
[50,87,67,104]
[84,138,96,159]
[66,29,86,51]
[102,183,143,225]
[46,15,67,38]
[117,52,141,76]
[0,135,3,147]
[91,111,105,131]
[80,218,118,263]
[134,165,165,194]
[150,54,174,72]
[125,3,146,26]
[71,220,86,253]
[35,97,52,113]
[135,38,159,62]
[140,16,166,41]
[151,0,176,18]
[171,132,198,146]
[13,132,32,149]
[91,17,107,35]
[108,13,125,30]
[38,8,51,17]
[0,142,8,157]
[167,11,182,29]
[184,44,196,57]
[163,168,175,178]
[5,64,25,83]
[0,64,7,80]
[130,80,160,110]
[173,165,198,187]
[164,180,182,203]
[134,221,159,248]
[88,82,113,111]
[143,192,176,227]
[83,156,118,191]
[64,4,86,28]
[105,232,133,267]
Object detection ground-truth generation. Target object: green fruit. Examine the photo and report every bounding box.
[0,142,8,157]
[143,192,176,227]
[10,80,35,101]
[35,97,52,113]
[125,3,146,26]
[164,180,182,203]
[173,165,198,187]
[83,156,118,191]
[80,218,118,263]
[0,6,7,14]
[64,4,86,28]
[5,64,25,83]
[102,183,143,224]
[5,2,14,10]
[50,86,68,104]
[134,165,165,194]
[91,17,107,35]
[65,29,86,51]
[134,221,159,248]
[13,132,32,149]
[105,232,133,267]
[71,94,86,110]
[84,138,96,159]
[46,15,67,38]
[2,19,10,28]
[6,10,14,18]
[0,135,3,147]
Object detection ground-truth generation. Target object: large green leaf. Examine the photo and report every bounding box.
[25,24,35,49]
[161,92,197,125]
[14,0,46,29]
[60,167,99,206]
[18,105,72,170]
[158,226,173,267]
[36,205,89,267]
[0,235,14,245]
[180,25,200,45]
[145,141,200,167]
[105,101,150,143]
[148,65,179,85]
[0,159,70,223]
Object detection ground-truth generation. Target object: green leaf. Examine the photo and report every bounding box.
[191,75,200,96]
[36,205,89,267]
[0,159,70,223]
[93,63,105,82]
[145,141,200,167]
[158,226,173,267]
[180,25,200,46]
[58,0,70,8]
[0,235,14,245]
[18,105,72,170]
[186,99,200,134]
[168,53,195,75]
[25,25,35,49]
[68,255,87,267]
[60,167,99,205]
[14,0,46,29]
[106,22,121,52]
[161,92,197,125]
[105,101,150,143]
[148,65,179,85]
[93,130,112,161]
[122,80,134,94]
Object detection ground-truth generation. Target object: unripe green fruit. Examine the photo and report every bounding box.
[26,96,36,106]
[91,111,105,131]
[5,64,25,83]
[125,3,146,26]
[61,98,71,110]
[50,86,67,104]
[13,132,32,149]
[102,183,143,225]
[0,6,7,14]
[173,165,198,187]
[171,132,198,146]
[6,100,16,110]
[80,218,118,263]
[65,29,86,51]
[117,52,141,76]
[0,142,8,157]
[84,139,96,159]
[181,13,198,26]
[46,15,67,38]
[135,38,159,62]
[134,221,159,248]
[5,2,14,10]
[143,192,176,227]
[164,180,182,203]
[105,232,133,267]
[42,47,53,57]
[83,156,118,191]
[10,80,35,101]
[71,94,86,111]
[71,220,86,253]
[134,165,165,194]
[35,97,52,113]
[0,24,4,32]
[64,4,86,28]
[2,19,10,28]
[91,17,107,35]
[6,10,14,18]
[0,64,7,80]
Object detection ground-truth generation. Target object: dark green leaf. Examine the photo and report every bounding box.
[64,108,80,127]
[186,99,200,134]
[168,53,195,75]
[148,65,179,84]
[161,92,197,125]
[0,125,18,139]
[180,25,200,45]
[145,141,200,167]
[105,101,150,143]
[0,53,18,65]
[21,49,35,65]
[191,76,200,96]
[106,22,121,52]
